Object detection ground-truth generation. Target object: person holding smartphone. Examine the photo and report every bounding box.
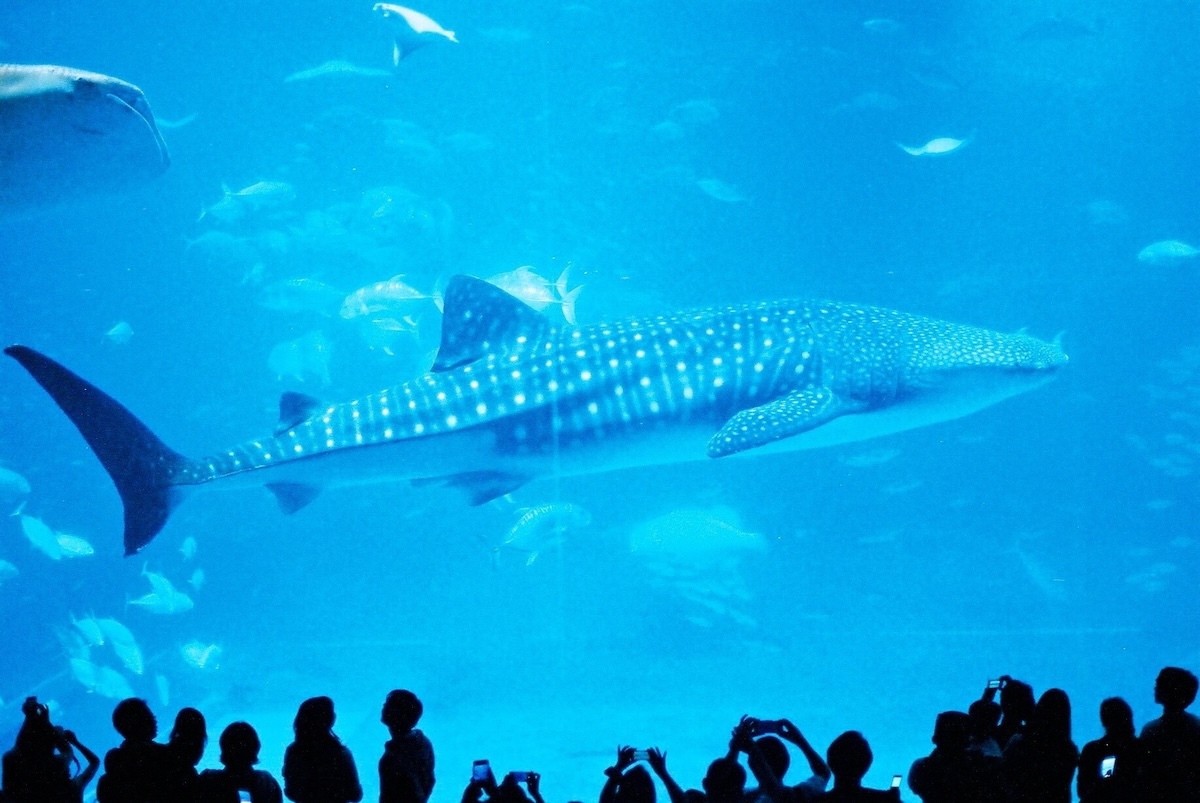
[600,746,657,803]
[1076,698,1140,803]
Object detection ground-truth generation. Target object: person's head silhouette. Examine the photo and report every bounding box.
[112,698,157,741]
[749,735,790,782]
[1099,697,1135,738]
[381,689,423,735]
[219,721,262,770]
[614,765,655,803]
[701,757,746,803]
[1154,667,1199,713]
[169,707,207,765]
[295,696,336,739]
[826,731,872,787]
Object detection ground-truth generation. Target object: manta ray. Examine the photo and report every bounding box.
[0,64,169,209]
[5,276,1067,556]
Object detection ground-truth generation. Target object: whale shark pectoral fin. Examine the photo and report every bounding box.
[277,392,323,434]
[411,470,530,506]
[706,388,863,458]
[265,482,322,514]
[432,275,550,372]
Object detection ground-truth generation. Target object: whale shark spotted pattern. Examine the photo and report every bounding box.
[4,276,1067,555]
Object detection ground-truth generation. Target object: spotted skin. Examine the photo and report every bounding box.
[4,277,1067,554]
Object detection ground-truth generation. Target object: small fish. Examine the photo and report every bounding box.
[199,181,295,223]
[1137,240,1199,266]
[104,321,134,345]
[181,640,222,670]
[179,536,197,561]
[96,617,144,675]
[19,514,62,559]
[898,136,971,156]
[69,657,99,691]
[284,59,393,83]
[188,568,205,591]
[340,275,432,319]
[92,666,135,700]
[0,559,17,584]
[863,17,904,35]
[55,531,94,558]
[497,503,592,565]
[0,466,31,515]
[259,278,346,316]
[374,3,458,65]
[72,614,105,647]
[129,590,194,615]
[485,266,583,323]
[268,330,333,386]
[697,178,748,203]
[155,113,198,130]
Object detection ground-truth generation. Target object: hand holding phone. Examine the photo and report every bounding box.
[631,749,650,762]
[891,775,902,789]
[472,760,490,783]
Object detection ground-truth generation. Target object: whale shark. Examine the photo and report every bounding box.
[4,276,1067,556]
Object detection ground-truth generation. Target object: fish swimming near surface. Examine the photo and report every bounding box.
[0,465,31,515]
[898,136,971,157]
[1137,239,1198,266]
[4,276,1067,556]
[496,502,591,565]
[373,3,458,65]
[284,59,393,83]
[0,64,169,210]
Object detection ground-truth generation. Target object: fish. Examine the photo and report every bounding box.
[862,17,904,35]
[70,657,99,691]
[189,568,206,591]
[486,267,583,324]
[630,506,765,562]
[4,275,1067,556]
[373,3,458,65]
[179,536,197,561]
[55,532,95,558]
[340,275,433,320]
[0,466,31,515]
[155,113,198,130]
[284,60,393,83]
[496,502,591,565]
[199,181,295,223]
[898,136,971,156]
[697,179,748,203]
[0,560,17,584]
[268,330,333,386]
[260,278,346,316]
[92,666,135,700]
[96,617,144,674]
[19,514,62,559]
[72,614,105,647]
[1137,240,1199,266]
[105,321,134,345]
[181,640,221,670]
[0,64,169,210]
[130,569,193,614]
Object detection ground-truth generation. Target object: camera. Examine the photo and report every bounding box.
[1100,756,1116,778]
[472,760,490,782]
[22,696,49,720]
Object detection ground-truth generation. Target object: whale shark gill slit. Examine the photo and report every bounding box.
[4,275,1067,556]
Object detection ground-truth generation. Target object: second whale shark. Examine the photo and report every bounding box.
[5,276,1067,555]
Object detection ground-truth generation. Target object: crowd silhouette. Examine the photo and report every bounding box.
[1,668,1198,803]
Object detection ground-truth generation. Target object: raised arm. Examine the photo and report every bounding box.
[647,748,688,803]
[777,720,830,783]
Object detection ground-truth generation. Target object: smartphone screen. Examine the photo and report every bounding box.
[472,761,490,782]
[987,679,1002,689]
[632,750,650,762]
[511,772,529,783]
[891,775,902,789]
[1100,756,1116,777]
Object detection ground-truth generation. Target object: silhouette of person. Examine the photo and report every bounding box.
[379,690,435,803]
[600,747,656,803]
[461,767,541,803]
[1001,688,1078,803]
[96,698,169,803]
[728,717,831,803]
[283,696,363,803]
[197,721,283,803]
[644,749,744,803]
[163,707,206,802]
[1139,666,1200,803]
[813,731,898,802]
[994,679,1035,750]
[966,701,1002,759]
[908,711,1000,803]
[1,696,100,803]
[1077,697,1140,803]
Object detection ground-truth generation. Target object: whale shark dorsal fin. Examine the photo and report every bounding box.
[706,388,865,458]
[432,275,550,372]
[277,392,322,434]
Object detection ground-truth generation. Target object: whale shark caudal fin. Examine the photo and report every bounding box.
[3,345,193,556]
[432,275,549,371]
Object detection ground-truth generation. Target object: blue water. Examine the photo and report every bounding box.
[1,1,1198,800]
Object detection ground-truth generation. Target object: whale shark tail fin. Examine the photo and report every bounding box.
[4,345,195,556]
